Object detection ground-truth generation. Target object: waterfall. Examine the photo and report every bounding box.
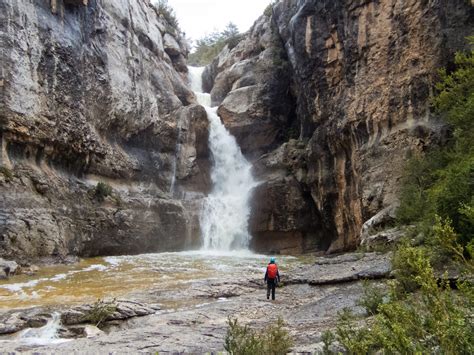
[188,66,257,251]
[17,313,68,345]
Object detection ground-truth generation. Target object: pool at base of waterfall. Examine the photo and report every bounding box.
[0,251,299,310]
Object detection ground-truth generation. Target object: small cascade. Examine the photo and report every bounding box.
[188,66,257,251]
[17,313,67,345]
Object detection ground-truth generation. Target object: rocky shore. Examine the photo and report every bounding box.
[0,252,391,353]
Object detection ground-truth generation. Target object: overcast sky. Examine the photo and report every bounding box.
[157,0,271,42]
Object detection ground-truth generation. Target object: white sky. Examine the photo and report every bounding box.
[156,0,271,42]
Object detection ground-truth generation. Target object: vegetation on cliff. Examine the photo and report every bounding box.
[188,23,242,66]
[397,37,474,252]
[324,38,474,353]
[151,0,180,32]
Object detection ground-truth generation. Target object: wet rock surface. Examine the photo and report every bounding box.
[0,300,157,336]
[0,252,390,352]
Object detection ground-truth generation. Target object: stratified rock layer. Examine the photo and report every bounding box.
[206,0,474,253]
[0,0,210,262]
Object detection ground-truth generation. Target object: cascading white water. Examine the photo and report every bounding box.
[17,313,68,345]
[188,66,257,251]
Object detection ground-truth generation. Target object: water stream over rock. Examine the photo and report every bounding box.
[188,66,258,251]
[16,313,68,346]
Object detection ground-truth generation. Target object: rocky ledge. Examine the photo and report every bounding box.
[0,300,158,336]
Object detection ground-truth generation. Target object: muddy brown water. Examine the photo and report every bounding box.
[0,251,307,310]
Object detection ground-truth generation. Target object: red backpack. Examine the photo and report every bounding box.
[267,263,278,279]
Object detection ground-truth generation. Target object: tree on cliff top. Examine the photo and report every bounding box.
[188,22,243,66]
[152,0,180,33]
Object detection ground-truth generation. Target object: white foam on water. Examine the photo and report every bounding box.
[81,264,108,272]
[104,256,123,266]
[0,279,43,292]
[17,313,70,346]
[50,273,67,282]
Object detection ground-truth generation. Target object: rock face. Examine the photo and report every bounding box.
[205,0,474,254]
[0,0,210,262]
[203,15,296,160]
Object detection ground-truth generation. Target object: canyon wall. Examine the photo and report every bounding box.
[0,0,209,262]
[1,0,472,261]
[204,0,474,254]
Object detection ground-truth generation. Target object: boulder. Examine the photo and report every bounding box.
[83,324,104,338]
[0,313,27,335]
[61,300,157,326]
[0,258,18,279]
[361,227,405,250]
[360,204,398,242]
[163,33,182,56]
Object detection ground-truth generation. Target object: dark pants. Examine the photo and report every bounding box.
[267,279,276,300]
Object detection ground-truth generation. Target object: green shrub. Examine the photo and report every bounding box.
[269,21,289,72]
[153,0,179,30]
[336,309,373,354]
[226,33,244,50]
[264,4,273,17]
[396,37,473,251]
[459,201,474,253]
[321,330,336,354]
[431,215,468,265]
[264,317,294,355]
[336,248,474,353]
[391,244,434,294]
[81,298,117,328]
[357,280,386,315]
[264,1,279,17]
[95,181,113,202]
[224,317,293,355]
[0,166,13,181]
[112,193,123,207]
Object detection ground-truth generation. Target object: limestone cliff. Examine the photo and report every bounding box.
[204,0,474,254]
[0,0,210,262]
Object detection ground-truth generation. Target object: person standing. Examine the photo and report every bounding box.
[264,257,280,300]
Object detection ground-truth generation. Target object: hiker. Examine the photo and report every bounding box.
[264,257,280,300]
